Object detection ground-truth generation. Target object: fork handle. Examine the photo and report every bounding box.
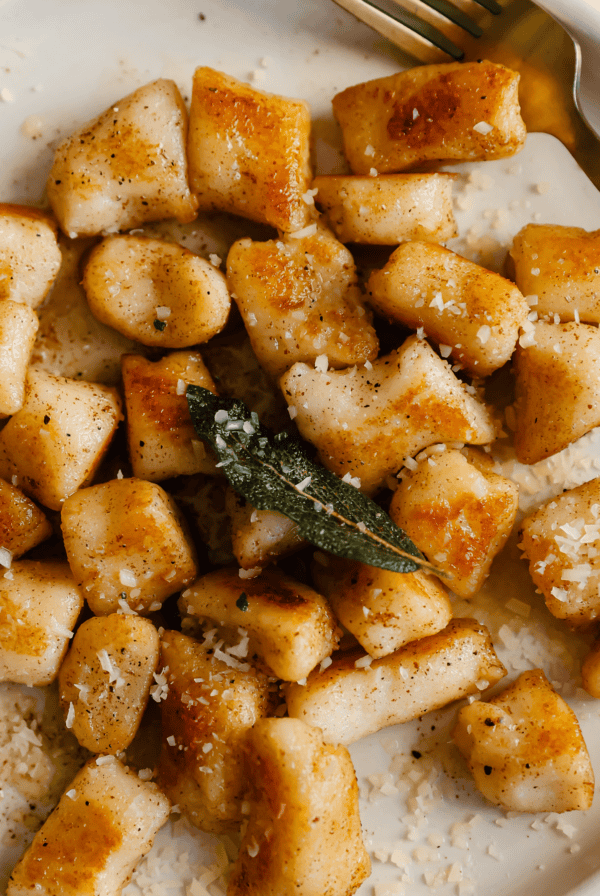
[535,0,600,139]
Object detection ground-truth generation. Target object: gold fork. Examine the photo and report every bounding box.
[330,0,600,187]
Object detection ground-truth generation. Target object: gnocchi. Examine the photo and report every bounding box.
[453,670,594,813]
[332,61,526,174]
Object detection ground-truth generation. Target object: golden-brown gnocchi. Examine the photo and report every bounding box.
[0,369,122,511]
[0,204,62,308]
[226,489,304,570]
[188,67,312,232]
[509,224,600,323]
[7,756,170,896]
[61,478,198,616]
[285,618,506,745]
[313,556,452,658]
[83,235,231,348]
[367,241,528,376]
[228,717,370,896]
[180,566,340,682]
[280,336,496,494]
[227,224,378,378]
[59,614,160,754]
[0,478,52,560]
[332,61,526,174]
[453,669,594,812]
[390,448,519,598]
[156,629,277,833]
[520,477,600,627]
[122,351,217,481]
[47,79,197,237]
[313,173,457,244]
[513,321,600,464]
[0,560,83,687]
[0,300,39,417]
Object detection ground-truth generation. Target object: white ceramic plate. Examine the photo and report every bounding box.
[2,1,600,895]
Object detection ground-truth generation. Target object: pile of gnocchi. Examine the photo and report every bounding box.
[2,58,600,895]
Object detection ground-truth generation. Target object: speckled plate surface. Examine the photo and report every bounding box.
[2,1,600,894]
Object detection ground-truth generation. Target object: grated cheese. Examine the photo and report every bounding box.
[288,222,317,239]
[0,547,13,568]
[476,325,491,345]
[119,569,137,587]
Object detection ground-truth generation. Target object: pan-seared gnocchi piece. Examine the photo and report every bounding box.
[83,235,230,348]
[0,369,122,511]
[122,352,217,481]
[280,335,496,494]
[156,630,277,833]
[520,477,600,627]
[285,618,506,745]
[582,639,600,697]
[0,204,62,308]
[0,478,52,560]
[390,448,519,598]
[226,489,304,570]
[313,173,457,244]
[332,60,526,174]
[226,225,378,378]
[513,321,600,464]
[453,669,594,813]
[0,560,83,687]
[61,477,198,616]
[228,717,370,896]
[313,555,451,658]
[59,614,160,754]
[47,79,197,238]
[509,224,600,323]
[180,567,340,681]
[367,242,528,376]
[0,300,39,417]
[188,67,312,233]
[6,755,170,896]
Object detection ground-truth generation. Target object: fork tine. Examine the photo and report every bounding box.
[436,0,500,19]
[469,0,501,14]
[331,0,464,63]
[416,0,483,37]
[369,0,480,51]
[387,0,488,46]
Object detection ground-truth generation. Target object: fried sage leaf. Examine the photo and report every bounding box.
[187,385,437,575]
